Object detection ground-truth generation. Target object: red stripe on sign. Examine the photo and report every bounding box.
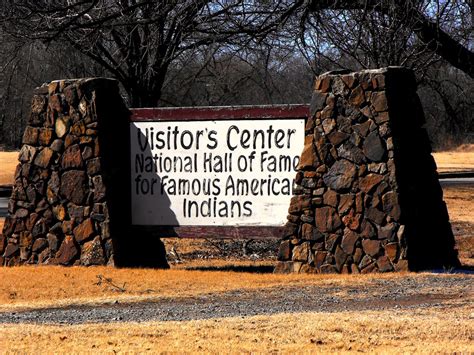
[130,104,309,121]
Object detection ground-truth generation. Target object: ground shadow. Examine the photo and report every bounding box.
[184,265,275,273]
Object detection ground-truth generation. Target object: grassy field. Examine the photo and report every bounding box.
[432,144,474,173]
[2,305,472,353]
[0,151,17,186]
[0,147,473,352]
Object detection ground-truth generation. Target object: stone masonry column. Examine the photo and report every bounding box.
[275,67,459,273]
[0,78,164,266]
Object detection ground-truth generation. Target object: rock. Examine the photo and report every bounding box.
[278,240,291,260]
[378,223,397,240]
[55,235,78,265]
[341,228,359,254]
[32,238,48,252]
[292,262,303,273]
[302,223,324,241]
[353,120,371,137]
[376,255,393,272]
[38,128,54,146]
[273,261,293,273]
[322,118,336,134]
[93,175,106,202]
[19,232,33,247]
[320,264,338,274]
[31,94,47,114]
[47,171,61,204]
[71,121,86,136]
[4,244,19,258]
[334,245,348,271]
[61,144,83,169]
[299,264,317,273]
[288,195,311,214]
[336,142,366,164]
[384,243,399,264]
[341,74,357,88]
[298,135,319,170]
[50,139,64,152]
[53,204,67,221]
[342,210,361,231]
[360,106,373,119]
[353,248,364,264]
[283,222,298,238]
[300,215,314,224]
[31,219,47,238]
[394,259,409,272]
[375,111,390,124]
[64,85,79,106]
[362,239,381,257]
[55,117,69,138]
[80,236,105,266]
[358,254,373,270]
[315,206,342,233]
[355,192,364,213]
[372,74,385,89]
[363,131,386,162]
[34,147,54,168]
[37,248,50,263]
[60,170,88,205]
[18,145,37,163]
[338,194,354,215]
[349,85,365,106]
[316,76,331,92]
[323,160,357,191]
[49,94,63,112]
[73,218,95,243]
[310,91,327,116]
[331,77,347,96]
[323,189,338,207]
[366,207,386,225]
[47,233,59,251]
[368,162,387,174]
[359,173,383,193]
[22,126,39,145]
[327,131,349,146]
[15,208,29,218]
[361,261,377,273]
[371,92,388,112]
[314,251,328,270]
[325,233,340,252]
[382,191,401,220]
[292,242,310,262]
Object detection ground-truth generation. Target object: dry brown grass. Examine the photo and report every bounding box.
[0,151,18,186]
[0,265,415,311]
[433,144,474,173]
[1,306,472,353]
[444,185,474,224]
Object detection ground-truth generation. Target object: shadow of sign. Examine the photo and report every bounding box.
[132,125,179,226]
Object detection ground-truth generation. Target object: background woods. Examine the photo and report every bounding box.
[0,0,472,148]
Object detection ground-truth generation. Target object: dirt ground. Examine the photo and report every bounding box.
[0,148,473,352]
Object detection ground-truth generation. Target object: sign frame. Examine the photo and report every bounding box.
[130,104,309,239]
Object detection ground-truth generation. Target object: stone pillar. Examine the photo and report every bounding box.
[276,67,459,273]
[0,78,134,266]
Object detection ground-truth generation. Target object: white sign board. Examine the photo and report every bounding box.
[130,119,305,226]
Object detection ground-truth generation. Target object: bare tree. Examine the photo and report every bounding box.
[1,1,298,107]
[2,1,472,108]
